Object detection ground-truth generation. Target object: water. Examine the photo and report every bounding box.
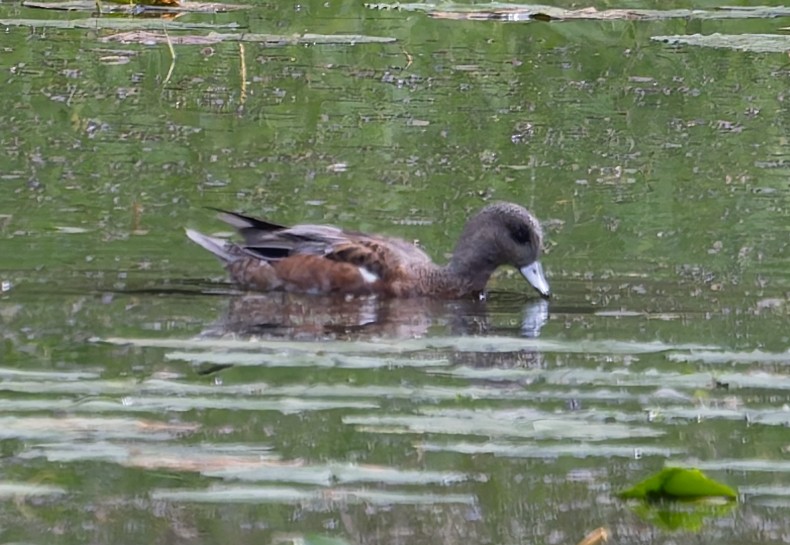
[1,1,789,543]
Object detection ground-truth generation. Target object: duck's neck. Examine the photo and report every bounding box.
[446,252,498,294]
[442,214,504,295]
[400,254,495,298]
[400,264,473,298]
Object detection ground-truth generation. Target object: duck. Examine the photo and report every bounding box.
[186,202,550,299]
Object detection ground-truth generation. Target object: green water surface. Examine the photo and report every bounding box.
[1,0,789,543]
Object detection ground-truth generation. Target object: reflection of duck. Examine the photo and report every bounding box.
[187,202,550,299]
[198,292,549,341]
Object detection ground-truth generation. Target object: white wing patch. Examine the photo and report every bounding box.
[357,267,379,284]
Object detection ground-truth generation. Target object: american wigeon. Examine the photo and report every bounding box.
[186,202,550,299]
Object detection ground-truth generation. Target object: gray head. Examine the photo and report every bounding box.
[449,202,550,297]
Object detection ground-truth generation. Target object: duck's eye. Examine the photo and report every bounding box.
[510,225,532,245]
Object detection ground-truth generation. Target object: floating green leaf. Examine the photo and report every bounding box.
[619,467,737,501]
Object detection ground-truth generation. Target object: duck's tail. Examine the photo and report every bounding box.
[185,229,237,263]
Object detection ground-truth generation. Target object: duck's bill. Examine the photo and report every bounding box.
[520,261,550,298]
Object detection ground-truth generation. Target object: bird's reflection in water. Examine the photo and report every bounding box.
[520,298,549,338]
[198,291,549,341]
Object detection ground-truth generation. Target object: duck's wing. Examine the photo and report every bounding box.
[216,210,432,280]
[211,209,336,260]
[326,233,433,280]
[212,208,288,239]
